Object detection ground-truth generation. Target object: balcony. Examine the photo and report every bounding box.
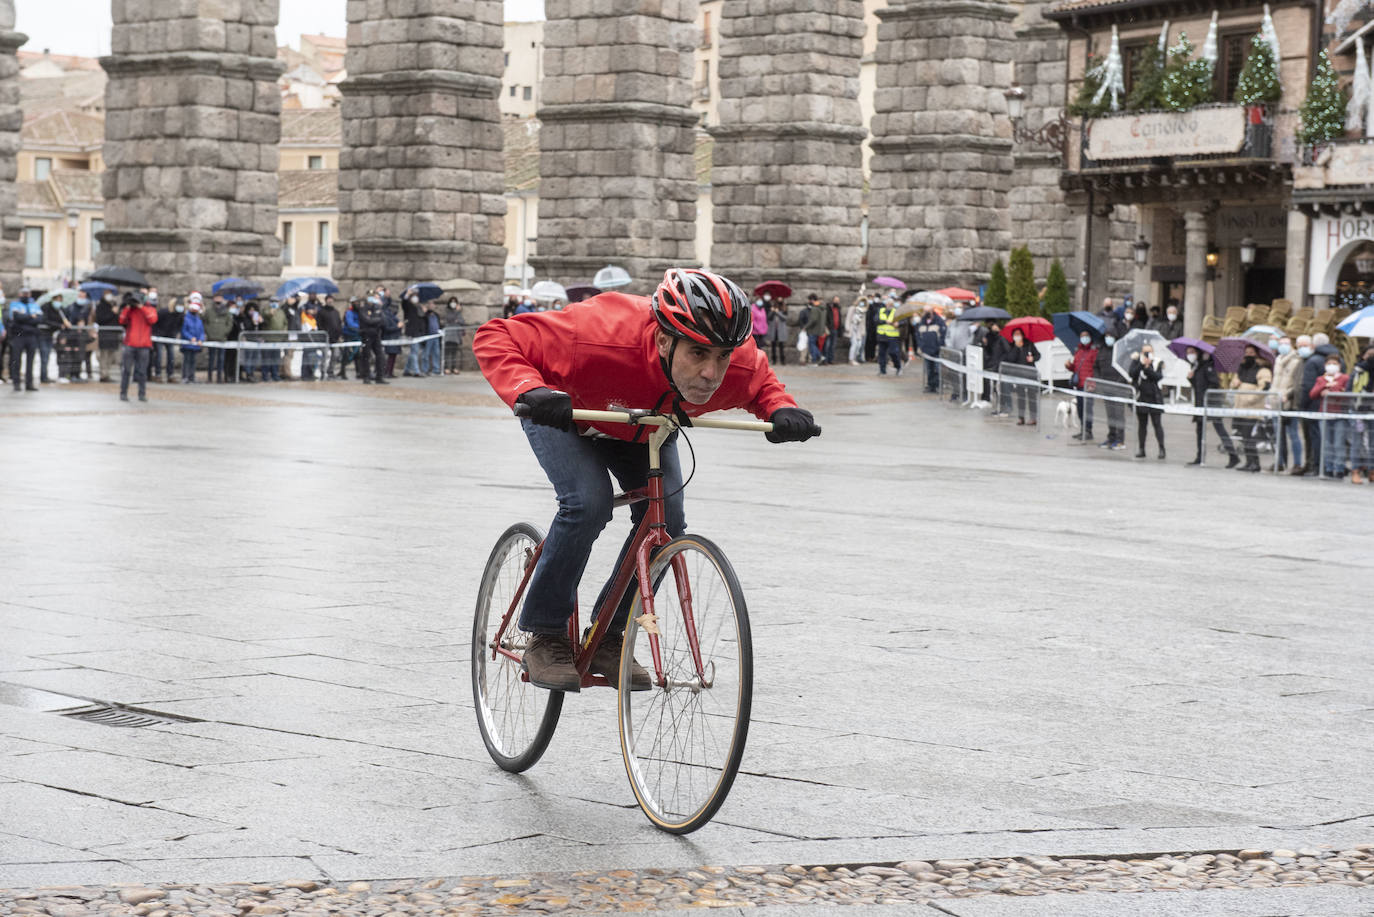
[1293,137,1374,215]
[1066,103,1287,201]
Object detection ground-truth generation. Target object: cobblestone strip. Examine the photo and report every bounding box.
[2,846,1371,915]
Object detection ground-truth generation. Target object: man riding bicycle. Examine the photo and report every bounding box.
[474,268,819,692]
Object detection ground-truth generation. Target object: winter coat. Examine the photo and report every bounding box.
[826,303,841,334]
[1271,351,1304,410]
[403,299,427,336]
[40,301,67,333]
[282,300,302,332]
[153,307,184,340]
[1069,344,1097,389]
[980,328,1006,370]
[911,313,947,356]
[1093,341,1121,384]
[750,302,768,336]
[315,304,342,343]
[7,299,41,335]
[264,306,287,332]
[1299,345,1341,409]
[844,304,866,339]
[947,318,973,353]
[765,305,788,344]
[802,304,826,337]
[1310,372,1350,412]
[356,301,384,334]
[179,313,206,352]
[94,299,122,348]
[1130,357,1164,413]
[1189,356,1220,407]
[118,303,158,348]
[201,304,233,342]
[1231,359,1273,414]
[1004,340,1040,369]
[473,291,797,443]
[1150,316,1184,340]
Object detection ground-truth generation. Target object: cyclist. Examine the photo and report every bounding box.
[475,268,820,692]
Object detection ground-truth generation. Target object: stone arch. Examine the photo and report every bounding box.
[1317,236,1374,297]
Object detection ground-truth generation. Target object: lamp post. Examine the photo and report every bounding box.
[66,209,79,287]
[1132,236,1150,267]
[1238,237,1257,271]
[1003,82,1071,159]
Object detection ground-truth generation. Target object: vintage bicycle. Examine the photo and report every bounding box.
[471,405,811,833]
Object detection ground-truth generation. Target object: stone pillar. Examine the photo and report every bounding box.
[0,1,23,296]
[100,2,282,292]
[333,2,506,302]
[1183,209,1208,340]
[531,0,699,293]
[1285,208,1308,309]
[708,0,865,297]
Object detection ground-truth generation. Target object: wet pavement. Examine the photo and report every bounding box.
[1,363,1371,915]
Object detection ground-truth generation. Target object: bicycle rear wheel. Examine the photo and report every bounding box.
[472,522,563,773]
[618,534,752,833]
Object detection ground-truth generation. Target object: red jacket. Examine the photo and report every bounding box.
[474,292,797,442]
[1070,344,1097,389]
[1309,372,1349,412]
[118,304,158,348]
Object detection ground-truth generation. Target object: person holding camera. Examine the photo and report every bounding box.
[1129,344,1165,459]
[118,292,158,402]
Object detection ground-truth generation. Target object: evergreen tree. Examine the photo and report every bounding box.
[1067,53,1110,117]
[1299,50,1348,144]
[1043,259,1071,314]
[1126,43,1166,110]
[1007,247,1038,318]
[985,259,1008,311]
[1160,33,1215,111]
[1234,34,1281,104]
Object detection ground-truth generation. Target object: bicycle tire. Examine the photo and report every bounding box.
[618,534,752,834]
[472,522,563,773]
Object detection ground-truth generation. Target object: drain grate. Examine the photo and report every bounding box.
[58,704,198,728]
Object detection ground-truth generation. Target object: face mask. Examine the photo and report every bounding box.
[1105,335,1116,345]
[1166,311,1178,320]
[1242,356,1256,365]
[409,297,418,304]
[1080,334,1091,346]
[1013,335,1023,345]
[1326,364,1339,376]
[762,294,771,302]
[1187,353,1199,365]
[1276,343,1291,356]
[1142,350,1153,360]
[175,305,184,313]
[953,308,963,317]
[229,307,239,315]
[1123,313,1133,323]
[1297,346,1313,358]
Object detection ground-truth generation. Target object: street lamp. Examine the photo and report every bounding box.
[1205,246,1219,268]
[66,209,79,286]
[1239,236,1257,271]
[1132,236,1151,267]
[1002,82,1071,158]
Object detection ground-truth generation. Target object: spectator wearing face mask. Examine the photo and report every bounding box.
[1130,343,1165,458]
[749,297,768,352]
[1229,344,1272,473]
[1271,335,1306,474]
[1185,346,1239,467]
[151,292,182,383]
[1298,332,1341,475]
[117,291,157,402]
[912,306,947,393]
[1151,304,1184,340]
[1096,328,1128,451]
[201,293,233,383]
[178,293,206,383]
[1310,354,1351,479]
[1002,327,1040,424]
[93,292,122,382]
[402,289,427,376]
[1066,330,1098,441]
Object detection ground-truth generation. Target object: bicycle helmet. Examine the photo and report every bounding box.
[652,268,751,348]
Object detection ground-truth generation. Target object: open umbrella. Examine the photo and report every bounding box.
[957,305,1010,322]
[1051,310,1107,351]
[275,278,306,299]
[593,265,632,289]
[530,280,568,304]
[894,290,954,321]
[565,284,601,304]
[80,281,117,299]
[406,282,443,302]
[1240,323,1285,342]
[935,287,978,302]
[753,280,792,299]
[1000,315,1055,344]
[1212,337,1275,373]
[213,278,263,299]
[1111,328,1170,379]
[85,265,149,287]
[438,277,481,293]
[1337,305,1374,337]
[872,275,906,290]
[1166,336,1216,361]
[36,288,81,308]
[294,277,339,296]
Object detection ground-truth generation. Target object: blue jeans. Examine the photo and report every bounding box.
[822,333,836,365]
[520,420,685,636]
[424,337,442,374]
[1323,418,1349,474]
[1351,419,1373,471]
[38,333,53,381]
[405,342,423,374]
[1280,415,1303,467]
[206,347,225,380]
[180,349,198,381]
[807,336,822,364]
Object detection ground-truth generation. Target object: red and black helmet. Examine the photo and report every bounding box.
[651,268,751,348]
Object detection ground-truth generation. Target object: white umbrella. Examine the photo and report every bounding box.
[1111,328,1170,380]
[894,290,955,321]
[530,280,568,304]
[593,265,632,289]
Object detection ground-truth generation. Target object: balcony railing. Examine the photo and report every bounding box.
[1078,103,1275,171]
[1298,136,1374,182]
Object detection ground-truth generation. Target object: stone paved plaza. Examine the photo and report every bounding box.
[1,364,1372,915]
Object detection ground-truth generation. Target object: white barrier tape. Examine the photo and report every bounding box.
[932,354,1374,423]
[148,332,443,351]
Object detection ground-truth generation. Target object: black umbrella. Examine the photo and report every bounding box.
[86,265,150,288]
[957,305,1010,322]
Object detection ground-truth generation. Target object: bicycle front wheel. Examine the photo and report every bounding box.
[472,522,563,773]
[619,535,752,834]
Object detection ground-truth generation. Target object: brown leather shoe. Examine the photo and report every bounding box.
[522,633,581,692]
[590,633,651,691]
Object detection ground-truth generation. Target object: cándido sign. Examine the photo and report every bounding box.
[1087,107,1247,161]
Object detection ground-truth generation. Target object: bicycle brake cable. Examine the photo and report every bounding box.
[660,422,697,503]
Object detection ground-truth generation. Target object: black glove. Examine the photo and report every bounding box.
[516,387,574,431]
[766,407,820,443]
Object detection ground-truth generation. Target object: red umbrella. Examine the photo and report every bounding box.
[935,287,978,302]
[753,280,792,299]
[1000,316,1054,344]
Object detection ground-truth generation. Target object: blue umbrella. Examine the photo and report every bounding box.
[80,281,118,298]
[1338,304,1374,338]
[1052,310,1106,350]
[406,282,443,303]
[293,277,339,296]
[274,278,307,299]
[213,277,263,298]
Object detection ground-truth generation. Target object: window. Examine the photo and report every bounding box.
[1121,43,1147,100]
[316,221,330,266]
[1216,32,1249,101]
[34,157,51,181]
[281,222,293,265]
[522,85,532,101]
[509,85,517,97]
[504,51,510,66]
[307,154,324,170]
[702,10,712,48]
[24,226,43,268]
[90,218,103,257]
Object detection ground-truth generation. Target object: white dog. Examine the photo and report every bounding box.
[1054,399,1079,431]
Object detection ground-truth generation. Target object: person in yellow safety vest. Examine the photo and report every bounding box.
[875,301,904,376]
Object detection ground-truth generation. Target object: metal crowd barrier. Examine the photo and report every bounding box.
[1083,376,1134,443]
[1200,389,1282,472]
[997,363,1041,427]
[238,330,331,382]
[938,346,964,403]
[1317,391,1374,477]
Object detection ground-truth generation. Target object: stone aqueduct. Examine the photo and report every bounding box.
[0,0,1114,306]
